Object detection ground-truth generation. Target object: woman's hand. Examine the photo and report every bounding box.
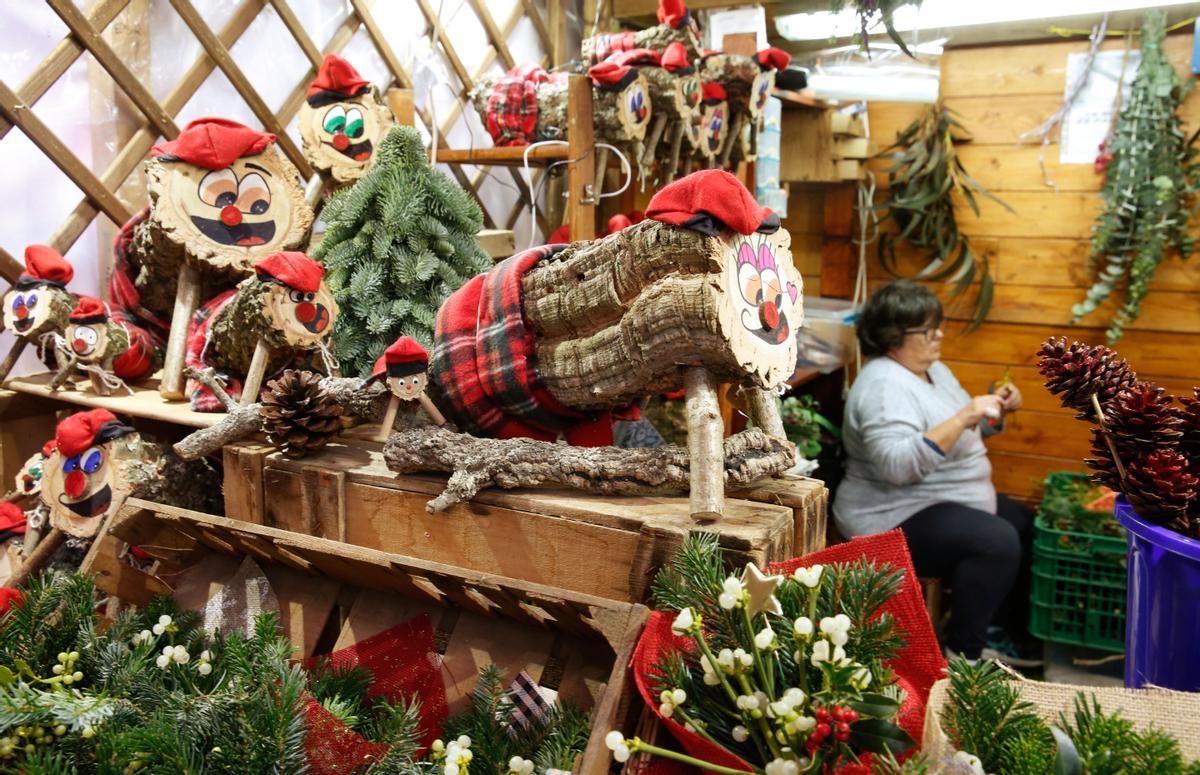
[994,383,1022,413]
[959,394,1004,427]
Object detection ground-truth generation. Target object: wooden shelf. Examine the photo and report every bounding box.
[773,88,830,110]
[4,372,221,429]
[434,144,571,167]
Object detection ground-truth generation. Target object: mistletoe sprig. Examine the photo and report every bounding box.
[831,1,920,58]
[877,101,1014,331]
[1072,10,1199,344]
[606,534,915,774]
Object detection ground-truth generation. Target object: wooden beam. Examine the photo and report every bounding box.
[48,0,268,254]
[47,0,178,140]
[466,0,516,70]
[519,0,554,54]
[348,0,413,89]
[0,80,132,226]
[267,0,324,67]
[566,74,597,241]
[168,0,313,178]
[0,0,130,143]
[413,0,474,91]
[0,246,22,285]
[273,3,363,129]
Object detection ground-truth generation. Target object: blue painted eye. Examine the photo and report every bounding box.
[82,447,103,474]
[63,455,80,474]
[10,294,21,311]
[27,293,37,307]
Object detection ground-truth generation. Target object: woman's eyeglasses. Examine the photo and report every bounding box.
[904,324,943,341]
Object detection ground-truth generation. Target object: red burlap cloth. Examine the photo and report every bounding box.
[631,530,945,773]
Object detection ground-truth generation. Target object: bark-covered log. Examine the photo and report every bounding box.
[580,22,702,65]
[469,76,569,144]
[700,55,774,120]
[594,73,651,144]
[382,425,796,512]
[469,73,649,145]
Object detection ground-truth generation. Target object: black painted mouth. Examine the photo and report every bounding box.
[741,308,791,346]
[12,318,33,333]
[60,483,112,519]
[302,305,331,334]
[325,138,373,162]
[190,216,277,247]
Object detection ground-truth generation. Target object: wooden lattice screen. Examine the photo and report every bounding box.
[0,0,567,287]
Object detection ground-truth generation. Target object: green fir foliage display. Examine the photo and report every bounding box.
[316,125,491,377]
[0,572,590,774]
[1073,10,1199,344]
[877,102,1013,331]
[941,658,1200,774]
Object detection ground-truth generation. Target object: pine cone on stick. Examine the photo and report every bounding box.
[1037,337,1138,419]
[261,370,344,458]
[1104,384,1183,460]
[1124,449,1199,537]
[1086,428,1124,492]
[1179,387,1200,461]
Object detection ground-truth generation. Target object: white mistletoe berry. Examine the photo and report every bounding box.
[719,576,745,609]
[155,654,170,669]
[732,725,749,742]
[671,607,697,634]
[197,662,213,676]
[754,627,777,650]
[792,565,823,588]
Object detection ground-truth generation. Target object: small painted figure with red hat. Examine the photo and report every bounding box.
[184,251,339,410]
[0,245,77,383]
[42,409,138,535]
[299,54,395,183]
[366,335,445,441]
[48,296,132,396]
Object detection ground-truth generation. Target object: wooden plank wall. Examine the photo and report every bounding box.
[856,32,1200,504]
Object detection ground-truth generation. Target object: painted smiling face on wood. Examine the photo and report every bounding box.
[298,55,393,183]
[253,251,339,349]
[42,410,139,536]
[147,118,312,274]
[63,297,129,365]
[2,245,75,338]
[730,229,801,353]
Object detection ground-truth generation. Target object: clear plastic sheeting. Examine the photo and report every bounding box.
[793,40,945,104]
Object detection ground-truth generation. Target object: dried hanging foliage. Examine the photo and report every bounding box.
[877,101,1013,331]
[832,0,918,57]
[1072,11,1199,344]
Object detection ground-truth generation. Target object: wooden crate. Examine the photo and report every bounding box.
[98,498,648,775]
[222,441,827,603]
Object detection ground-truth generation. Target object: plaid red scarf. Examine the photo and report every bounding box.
[108,207,166,381]
[428,245,632,446]
[484,65,561,147]
[185,289,242,412]
[585,31,638,65]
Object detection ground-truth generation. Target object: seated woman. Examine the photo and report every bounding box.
[833,280,1039,666]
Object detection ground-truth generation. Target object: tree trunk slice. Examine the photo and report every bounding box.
[381,424,794,513]
[594,74,651,145]
[642,67,699,123]
[240,338,271,407]
[684,365,725,521]
[161,262,202,400]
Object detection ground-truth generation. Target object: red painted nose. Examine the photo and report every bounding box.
[220,205,243,226]
[760,301,780,331]
[333,133,350,150]
[72,337,88,353]
[15,305,27,320]
[295,301,316,323]
[65,470,87,498]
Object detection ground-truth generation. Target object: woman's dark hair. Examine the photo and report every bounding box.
[856,280,943,357]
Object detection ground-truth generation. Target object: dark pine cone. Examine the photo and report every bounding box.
[1124,449,1199,537]
[261,369,344,459]
[1104,384,1183,460]
[1086,428,1124,492]
[1037,337,1138,420]
[1179,387,1200,461]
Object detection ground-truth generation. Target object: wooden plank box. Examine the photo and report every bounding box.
[100,498,649,775]
[223,441,828,604]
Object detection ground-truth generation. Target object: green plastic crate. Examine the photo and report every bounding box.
[1029,473,1128,653]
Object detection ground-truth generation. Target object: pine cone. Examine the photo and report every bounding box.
[1085,428,1124,492]
[1105,384,1183,460]
[1124,449,1198,536]
[1179,387,1200,461]
[261,370,344,458]
[1037,337,1138,419]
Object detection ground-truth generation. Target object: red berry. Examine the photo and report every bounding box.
[830,706,845,722]
[835,724,850,742]
[815,708,830,722]
[843,709,859,723]
[815,723,831,739]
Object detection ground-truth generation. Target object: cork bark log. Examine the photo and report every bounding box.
[382,425,795,512]
[581,23,702,65]
[700,55,773,120]
[205,282,293,377]
[469,76,569,144]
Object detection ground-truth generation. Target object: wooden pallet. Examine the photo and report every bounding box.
[222,440,827,603]
[96,497,647,774]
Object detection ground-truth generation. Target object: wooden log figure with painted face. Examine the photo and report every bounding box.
[13,441,55,502]
[298,55,395,183]
[42,409,139,536]
[581,0,702,65]
[0,245,76,382]
[697,82,728,162]
[49,297,131,394]
[367,335,445,440]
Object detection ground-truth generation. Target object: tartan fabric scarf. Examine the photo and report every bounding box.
[185,289,241,412]
[484,65,560,147]
[107,206,166,381]
[586,31,638,65]
[429,245,621,446]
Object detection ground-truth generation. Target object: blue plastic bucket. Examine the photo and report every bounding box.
[1115,496,1200,691]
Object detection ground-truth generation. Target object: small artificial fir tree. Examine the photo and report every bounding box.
[316,126,491,377]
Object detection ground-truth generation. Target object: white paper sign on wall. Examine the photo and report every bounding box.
[1060,49,1141,165]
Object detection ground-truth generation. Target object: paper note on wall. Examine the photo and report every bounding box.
[1060,49,1140,165]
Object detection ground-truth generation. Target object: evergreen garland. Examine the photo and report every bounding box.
[1072,10,1199,344]
[0,573,590,774]
[317,126,491,377]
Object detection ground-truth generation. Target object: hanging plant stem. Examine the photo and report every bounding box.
[876,100,1014,331]
[1072,10,1199,344]
[830,0,920,57]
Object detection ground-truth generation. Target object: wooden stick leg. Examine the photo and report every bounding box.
[641,113,668,167]
[417,392,446,426]
[375,394,401,442]
[160,262,202,400]
[720,113,745,168]
[240,339,272,407]
[8,528,65,587]
[48,352,77,391]
[593,146,610,201]
[0,338,29,384]
[744,386,786,439]
[666,121,685,182]
[684,365,724,522]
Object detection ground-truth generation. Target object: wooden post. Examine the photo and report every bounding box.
[160,262,201,400]
[684,365,724,522]
[386,87,415,126]
[375,394,400,442]
[566,74,597,241]
[240,339,271,407]
[0,339,28,383]
[720,112,745,168]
